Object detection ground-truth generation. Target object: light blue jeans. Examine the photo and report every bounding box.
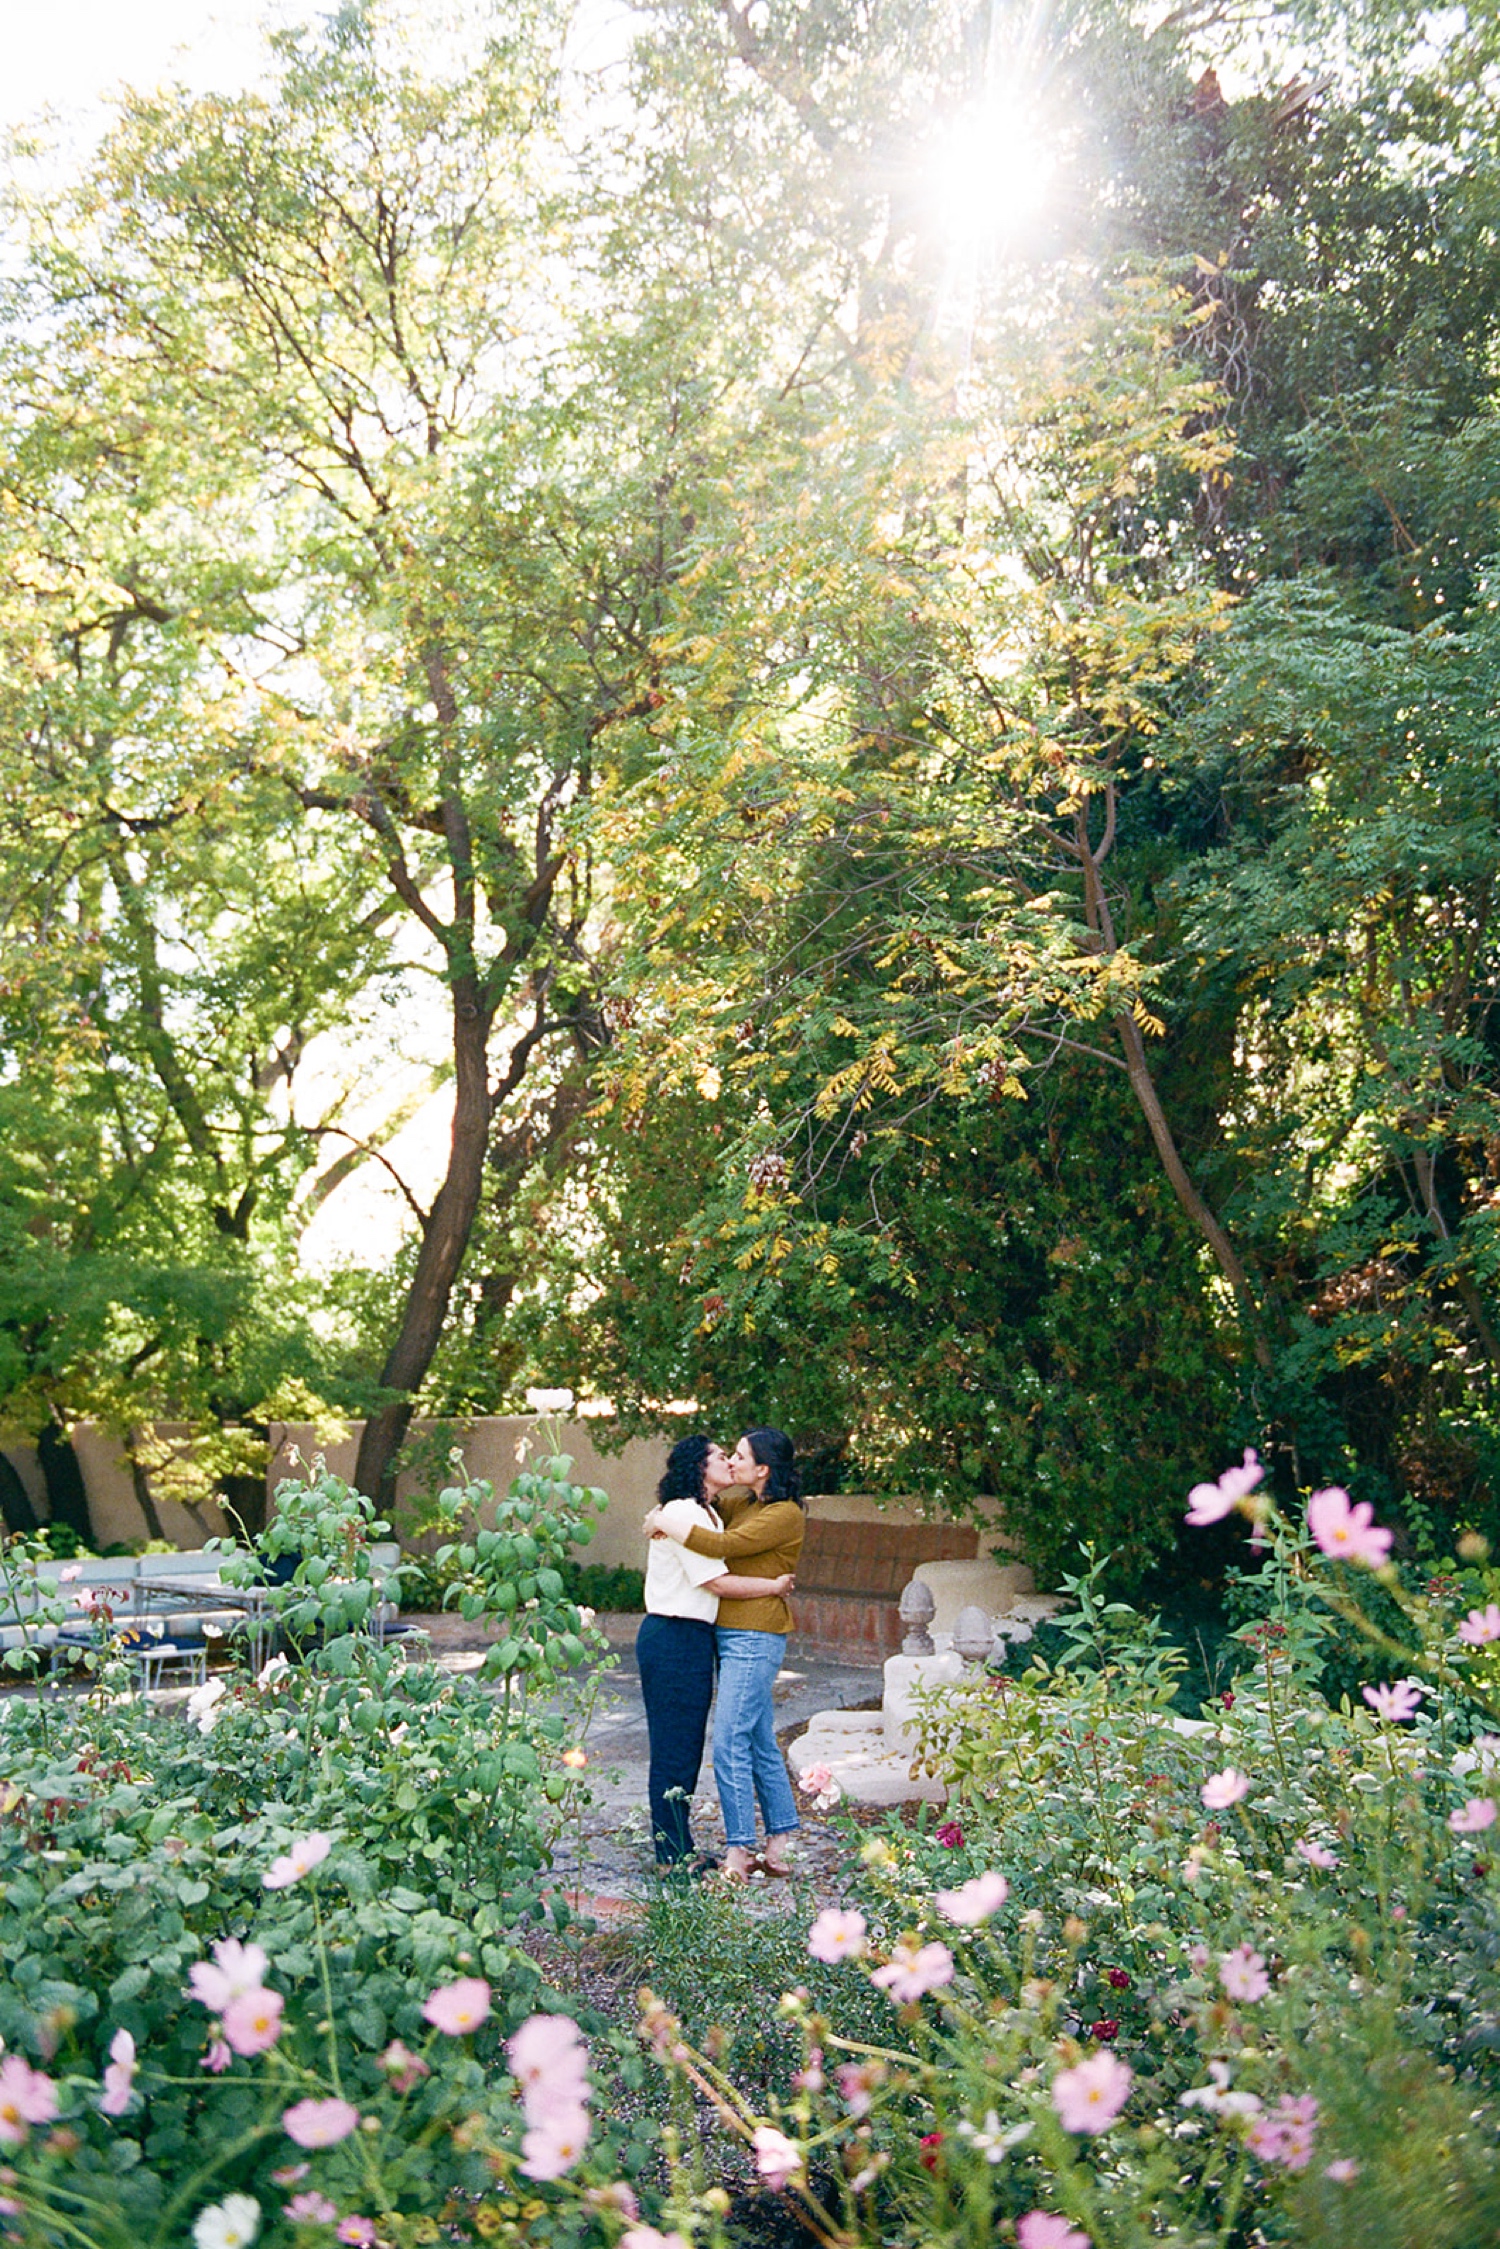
[713,1626,800,1850]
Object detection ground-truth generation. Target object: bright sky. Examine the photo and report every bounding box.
[4,2,306,138]
[3,0,633,139]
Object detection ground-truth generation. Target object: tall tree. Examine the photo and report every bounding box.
[549,0,1500,1559]
[3,1,695,1502]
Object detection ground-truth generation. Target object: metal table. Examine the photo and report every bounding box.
[133,1575,280,1673]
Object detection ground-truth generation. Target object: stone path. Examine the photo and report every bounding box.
[404,1611,884,1905]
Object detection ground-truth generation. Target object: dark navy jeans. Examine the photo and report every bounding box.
[636,1612,717,1864]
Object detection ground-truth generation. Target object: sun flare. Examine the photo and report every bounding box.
[930,100,1056,246]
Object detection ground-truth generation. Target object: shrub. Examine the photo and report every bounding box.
[0,1440,640,2246]
[606,1465,1500,2249]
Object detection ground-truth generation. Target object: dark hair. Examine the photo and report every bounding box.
[743,1427,803,1507]
[657,1435,714,1506]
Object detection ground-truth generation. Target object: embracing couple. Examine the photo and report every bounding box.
[637,1427,805,1881]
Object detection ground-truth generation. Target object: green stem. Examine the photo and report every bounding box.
[1262,1642,1290,1787]
[154,2116,283,2243]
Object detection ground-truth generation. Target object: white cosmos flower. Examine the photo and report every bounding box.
[955,2111,1032,2162]
[192,2194,261,2249]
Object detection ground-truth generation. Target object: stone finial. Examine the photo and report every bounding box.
[952,1603,993,1666]
[898,1574,936,1655]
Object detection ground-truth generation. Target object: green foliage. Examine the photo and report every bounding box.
[0,1663,631,2247]
[429,1446,606,1727]
[5,0,1500,1596]
[555,1561,645,1614]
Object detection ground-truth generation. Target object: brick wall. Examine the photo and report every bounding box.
[790,1517,980,1661]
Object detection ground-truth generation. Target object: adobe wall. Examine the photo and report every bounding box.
[1,1417,1011,1572]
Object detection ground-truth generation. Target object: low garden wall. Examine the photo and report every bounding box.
[1,1418,1017,1659]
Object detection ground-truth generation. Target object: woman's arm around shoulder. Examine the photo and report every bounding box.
[682,1499,804,1563]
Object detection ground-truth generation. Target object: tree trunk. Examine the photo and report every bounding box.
[353,972,494,1508]
[1112,1008,1274,1373]
[0,1453,39,1536]
[126,1434,170,1543]
[1074,798,1273,1373]
[37,1417,93,1544]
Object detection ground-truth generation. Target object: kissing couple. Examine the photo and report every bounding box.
[638,1427,805,1881]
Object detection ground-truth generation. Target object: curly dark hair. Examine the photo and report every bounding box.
[743,1427,803,1507]
[656,1434,715,1506]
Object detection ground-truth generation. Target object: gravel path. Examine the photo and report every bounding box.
[406,1610,885,1911]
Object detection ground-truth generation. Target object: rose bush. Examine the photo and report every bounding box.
[0,1442,651,2247]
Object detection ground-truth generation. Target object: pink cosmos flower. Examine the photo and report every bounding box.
[271,2167,310,2187]
[1246,2093,1318,2170]
[100,2028,138,2116]
[1201,1768,1250,1810]
[263,1833,332,1890]
[1218,1944,1271,2003]
[519,2105,591,2180]
[870,1941,955,2003]
[1051,2050,1132,2135]
[1185,1450,1263,1527]
[807,1909,867,1963]
[1295,1838,1339,1869]
[1017,2216,1090,2249]
[285,2193,339,2224]
[221,1987,285,2057]
[834,2059,885,2117]
[1458,1605,1500,1646]
[188,1939,270,2014]
[0,2054,59,2146]
[424,1977,492,2038]
[507,2014,587,2114]
[752,2125,804,2191]
[1325,2158,1359,2183]
[1450,1797,1497,1834]
[282,2097,360,2149]
[585,2186,640,2221]
[58,1564,83,1582]
[620,2231,689,2249]
[936,1871,1010,1926]
[1363,1679,1424,1723]
[336,2222,375,2247]
[1307,1487,1392,1568]
[201,2039,233,2074]
[377,2040,430,2095]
